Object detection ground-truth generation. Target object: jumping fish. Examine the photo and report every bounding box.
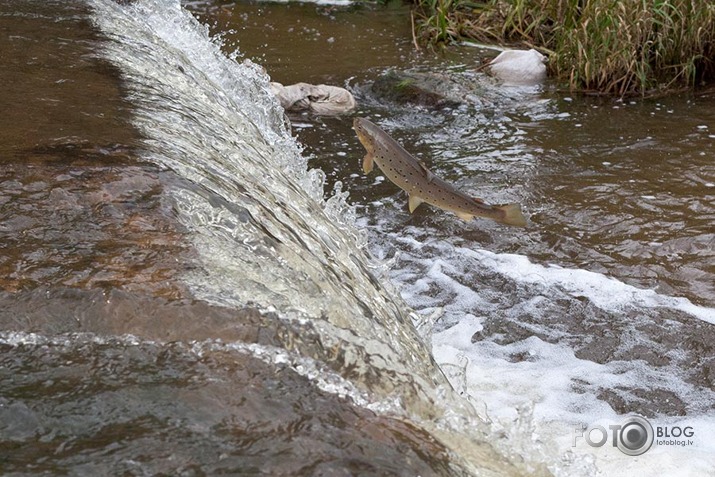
[353,117,527,227]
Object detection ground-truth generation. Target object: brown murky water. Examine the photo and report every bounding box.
[194,1,715,309]
[0,1,461,474]
[193,0,715,431]
[195,0,419,85]
[0,0,186,297]
[2,0,714,474]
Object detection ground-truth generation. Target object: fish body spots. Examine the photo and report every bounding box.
[354,117,525,226]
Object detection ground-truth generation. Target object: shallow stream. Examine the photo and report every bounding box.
[1,1,713,475]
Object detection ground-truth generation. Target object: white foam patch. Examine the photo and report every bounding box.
[461,247,715,325]
[380,234,715,475]
[433,317,715,477]
[0,331,142,347]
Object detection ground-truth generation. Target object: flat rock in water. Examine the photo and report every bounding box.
[368,70,486,109]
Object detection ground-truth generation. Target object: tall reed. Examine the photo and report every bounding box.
[414,0,715,96]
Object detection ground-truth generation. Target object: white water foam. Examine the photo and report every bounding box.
[383,235,715,476]
[466,248,715,326]
[434,321,715,476]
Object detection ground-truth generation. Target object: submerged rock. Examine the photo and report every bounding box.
[488,49,547,86]
[270,82,356,115]
[368,70,484,109]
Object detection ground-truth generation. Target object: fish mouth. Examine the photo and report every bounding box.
[353,117,379,144]
[353,118,371,144]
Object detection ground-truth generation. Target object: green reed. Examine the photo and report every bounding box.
[413,0,715,96]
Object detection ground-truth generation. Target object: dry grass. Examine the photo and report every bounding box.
[414,0,715,96]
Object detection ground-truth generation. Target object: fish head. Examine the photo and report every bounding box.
[353,117,381,149]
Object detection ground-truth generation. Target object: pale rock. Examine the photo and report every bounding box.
[488,49,547,86]
[270,82,356,115]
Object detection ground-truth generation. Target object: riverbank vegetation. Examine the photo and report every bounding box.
[413,0,715,97]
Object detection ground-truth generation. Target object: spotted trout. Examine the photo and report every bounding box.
[353,117,527,227]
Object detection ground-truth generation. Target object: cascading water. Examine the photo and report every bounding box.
[3,0,712,475]
[81,0,561,475]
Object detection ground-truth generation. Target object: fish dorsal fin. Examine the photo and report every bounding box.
[416,159,435,182]
[408,195,424,213]
[472,196,486,204]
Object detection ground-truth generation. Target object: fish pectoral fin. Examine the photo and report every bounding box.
[408,195,425,213]
[362,153,374,174]
[455,211,474,221]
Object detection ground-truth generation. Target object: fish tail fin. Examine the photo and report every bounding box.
[495,203,527,227]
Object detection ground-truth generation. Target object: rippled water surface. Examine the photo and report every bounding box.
[193,0,715,306]
[195,1,715,473]
[0,1,516,475]
[1,0,714,475]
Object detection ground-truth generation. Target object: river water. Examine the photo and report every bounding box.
[1,0,713,476]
